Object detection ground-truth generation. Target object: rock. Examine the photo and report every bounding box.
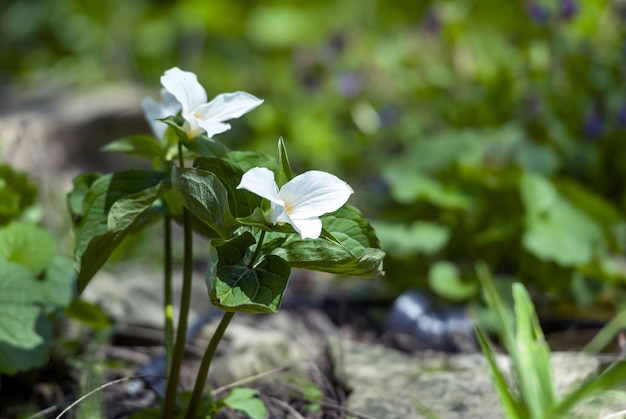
[328,339,625,419]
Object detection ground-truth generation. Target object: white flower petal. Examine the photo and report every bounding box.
[160,88,182,115]
[197,92,264,124]
[278,171,353,219]
[237,167,280,203]
[160,67,207,116]
[196,120,232,138]
[290,217,323,239]
[141,97,168,139]
[141,88,182,139]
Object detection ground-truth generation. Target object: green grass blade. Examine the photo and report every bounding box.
[475,326,526,419]
[476,263,517,351]
[583,309,626,355]
[512,283,556,417]
[550,361,626,417]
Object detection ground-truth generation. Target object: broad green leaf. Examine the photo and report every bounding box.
[171,166,238,238]
[214,231,257,266]
[273,240,384,277]
[65,298,111,330]
[374,220,450,257]
[73,170,170,292]
[184,135,228,158]
[0,315,53,375]
[512,283,555,416]
[100,135,164,161]
[0,222,56,274]
[521,173,604,267]
[228,150,278,173]
[383,168,472,210]
[276,137,294,187]
[38,256,75,313]
[194,156,262,218]
[67,172,101,222]
[218,387,267,419]
[428,261,477,301]
[474,327,525,419]
[322,205,380,250]
[207,254,291,313]
[0,259,45,348]
[270,205,385,277]
[0,164,38,226]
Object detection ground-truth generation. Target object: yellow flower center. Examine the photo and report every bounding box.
[285,203,293,215]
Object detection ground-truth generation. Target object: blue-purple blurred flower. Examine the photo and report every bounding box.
[560,0,578,20]
[335,72,361,98]
[526,2,551,25]
[617,103,626,128]
[583,110,603,139]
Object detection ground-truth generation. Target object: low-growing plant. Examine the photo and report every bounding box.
[68,67,385,418]
[475,263,626,419]
[0,163,75,376]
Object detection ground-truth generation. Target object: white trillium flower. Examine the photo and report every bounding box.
[160,67,263,139]
[237,167,354,239]
[142,88,182,140]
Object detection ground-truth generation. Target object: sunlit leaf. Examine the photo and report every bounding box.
[100,135,165,161]
[374,220,450,257]
[428,260,477,301]
[218,387,267,419]
[171,166,238,238]
[0,222,56,275]
[72,170,170,292]
[521,173,604,267]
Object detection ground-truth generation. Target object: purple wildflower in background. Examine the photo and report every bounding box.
[526,2,551,25]
[583,110,603,139]
[560,0,578,20]
[335,73,361,98]
[617,103,626,128]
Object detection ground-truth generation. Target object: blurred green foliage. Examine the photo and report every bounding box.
[3,0,626,306]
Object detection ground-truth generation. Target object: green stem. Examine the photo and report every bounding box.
[163,142,194,418]
[184,311,235,419]
[164,214,174,375]
[185,230,267,418]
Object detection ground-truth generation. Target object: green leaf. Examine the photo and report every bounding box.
[521,173,604,267]
[184,135,228,158]
[228,150,278,173]
[68,172,101,223]
[551,361,626,417]
[171,166,238,238]
[0,222,56,274]
[271,205,385,277]
[276,137,294,188]
[383,168,472,210]
[374,220,450,257]
[65,298,110,330]
[474,327,525,419]
[100,135,165,161]
[0,259,45,348]
[218,388,267,419]
[274,239,384,277]
[322,205,380,250]
[512,283,555,416]
[0,315,53,375]
[72,170,170,292]
[428,261,477,301]
[194,156,262,218]
[0,164,38,226]
[207,249,291,313]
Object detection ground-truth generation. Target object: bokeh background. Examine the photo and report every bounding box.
[3,0,626,314]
